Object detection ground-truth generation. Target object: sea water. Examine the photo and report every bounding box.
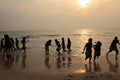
[0,29,120,57]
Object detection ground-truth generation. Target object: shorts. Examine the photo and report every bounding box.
[94,50,101,57]
[85,51,92,59]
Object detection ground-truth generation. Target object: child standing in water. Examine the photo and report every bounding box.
[45,40,53,54]
[61,37,66,52]
[93,41,102,62]
[55,39,61,55]
[0,38,4,52]
[67,38,71,51]
[21,37,28,53]
[106,36,120,59]
[82,38,93,63]
[45,40,53,68]
[4,34,13,63]
[15,38,20,50]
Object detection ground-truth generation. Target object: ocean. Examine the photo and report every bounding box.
[0,29,120,57]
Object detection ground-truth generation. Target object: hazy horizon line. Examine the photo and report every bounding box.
[0,28,120,32]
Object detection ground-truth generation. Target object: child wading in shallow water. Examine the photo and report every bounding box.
[4,34,13,63]
[93,41,102,62]
[67,38,71,51]
[61,37,66,52]
[55,39,61,55]
[44,40,53,68]
[21,37,28,53]
[82,38,93,63]
[45,40,53,54]
[106,36,120,59]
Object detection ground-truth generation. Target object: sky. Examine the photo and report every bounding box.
[0,0,120,31]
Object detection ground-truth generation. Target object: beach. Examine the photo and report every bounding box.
[0,49,120,80]
[0,0,120,79]
[0,29,120,80]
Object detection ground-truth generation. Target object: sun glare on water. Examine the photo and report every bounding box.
[77,0,92,8]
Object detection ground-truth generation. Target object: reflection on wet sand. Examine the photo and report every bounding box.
[44,54,50,68]
[56,53,72,69]
[106,57,118,73]
[44,51,72,69]
[16,54,19,63]
[56,51,72,69]
[84,62,101,73]
[22,54,26,68]
[85,63,92,72]
[0,51,26,69]
[93,62,101,72]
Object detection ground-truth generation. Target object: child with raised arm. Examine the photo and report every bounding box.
[82,38,93,63]
[107,36,120,59]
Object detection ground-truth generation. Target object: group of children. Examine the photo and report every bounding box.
[45,38,71,55]
[0,34,28,63]
[45,38,72,68]
[1,34,120,64]
[82,36,120,63]
[45,36,120,63]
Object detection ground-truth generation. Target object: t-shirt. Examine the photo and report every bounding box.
[94,42,102,50]
[85,42,92,51]
[110,39,119,49]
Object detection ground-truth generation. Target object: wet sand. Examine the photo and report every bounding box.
[0,48,120,80]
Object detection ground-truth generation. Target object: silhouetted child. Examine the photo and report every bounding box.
[106,36,120,59]
[67,38,71,51]
[93,41,102,62]
[55,39,61,55]
[4,34,13,63]
[61,37,66,52]
[21,37,27,53]
[45,40,53,55]
[0,38,4,52]
[10,37,16,51]
[15,38,19,50]
[82,38,93,63]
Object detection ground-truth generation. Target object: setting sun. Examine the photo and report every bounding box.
[78,0,92,8]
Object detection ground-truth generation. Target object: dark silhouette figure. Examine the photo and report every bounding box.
[4,34,13,63]
[21,37,27,53]
[106,36,120,59]
[55,39,61,55]
[44,40,53,68]
[61,37,66,52]
[0,38,4,52]
[15,38,20,50]
[93,41,102,62]
[45,40,53,55]
[82,38,93,63]
[10,37,16,51]
[67,38,71,51]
